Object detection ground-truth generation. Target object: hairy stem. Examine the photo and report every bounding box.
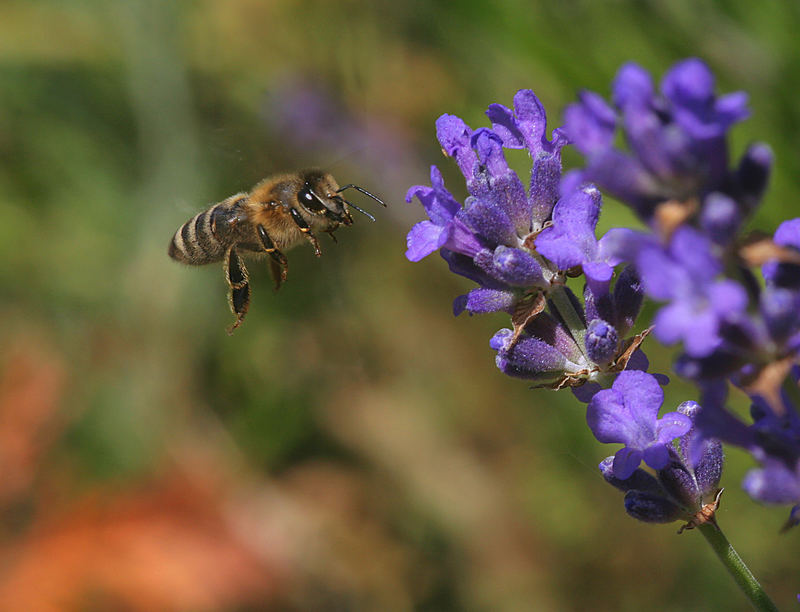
[697,522,779,612]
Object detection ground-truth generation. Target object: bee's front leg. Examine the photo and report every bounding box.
[257,225,288,289]
[225,246,250,334]
[288,208,322,257]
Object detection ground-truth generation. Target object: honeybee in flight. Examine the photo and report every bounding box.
[169,169,384,333]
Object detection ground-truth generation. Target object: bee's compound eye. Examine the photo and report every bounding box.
[297,184,326,213]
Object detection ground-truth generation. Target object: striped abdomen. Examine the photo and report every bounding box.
[168,195,246,265]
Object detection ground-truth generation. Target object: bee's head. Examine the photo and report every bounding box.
[295,169,351,226]
[296,169,385,226]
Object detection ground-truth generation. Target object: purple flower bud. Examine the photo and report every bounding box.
[612,265,644,336]
[760,287,800,341]
[585,319,619,365]
[675,401,724,495]
[457,288,516,315]
[529,152,563,228]
[488,246,547,287]
[742,458,800,505]
[693,438,724,499]
[700,192,740,245]
[583,283,615,329]
[764,218,800,289]
[623,490,684,524]
[493,332,573,382]
[736,143,773,214]
[657,450,701,509]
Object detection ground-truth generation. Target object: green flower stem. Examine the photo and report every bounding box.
[549,284,587,357]
[697,522,779,612]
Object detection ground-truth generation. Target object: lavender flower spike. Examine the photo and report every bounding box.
[587,370,692,479]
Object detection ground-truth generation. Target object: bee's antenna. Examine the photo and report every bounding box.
[333,195,376,222]
[336,184,386,207]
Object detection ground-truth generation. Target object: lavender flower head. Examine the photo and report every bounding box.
[406,57,800,533]
[562,57,769,238]
[407,90,651,394]
[406,90,569,316]
[565,59,800,523]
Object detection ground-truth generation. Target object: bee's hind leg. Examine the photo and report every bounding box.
[225,246,250,334]
[257,225,289,289]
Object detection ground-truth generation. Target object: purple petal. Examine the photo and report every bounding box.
[535,231,586,271]
[572,382,602,404]
[612,62,655,109]
[584,261,614,283]
[406,221,446,262]
[638,246,686,301]
[535,186,601,269]
[613,447,643,480]
[612,370,664,424]
[653,301,692,345]
[669,227,720,283]
[661,58,715,110]
[486,102,525,149]
[436,114,478,186]
[445,215,484,258]
[655,411,693,443]
[405,165,462,226]
[715,91,750,125]
[597,228,651,266]
[708,280,747,317]
[683,309,721,357]
[642,444,670,471]
[774,218,800,250]
[587,388,631,444]
[512,89,549,153]
[563,91,616,155]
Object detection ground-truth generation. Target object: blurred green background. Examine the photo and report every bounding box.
[1,1,799,610]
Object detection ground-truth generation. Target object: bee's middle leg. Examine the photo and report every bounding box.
[257,225,289,289]
[288,208,322,256]
[225,246,250,334]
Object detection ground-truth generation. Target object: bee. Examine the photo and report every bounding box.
[168,169,384,333]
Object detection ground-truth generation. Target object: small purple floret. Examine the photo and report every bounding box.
[587,371,692,479]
